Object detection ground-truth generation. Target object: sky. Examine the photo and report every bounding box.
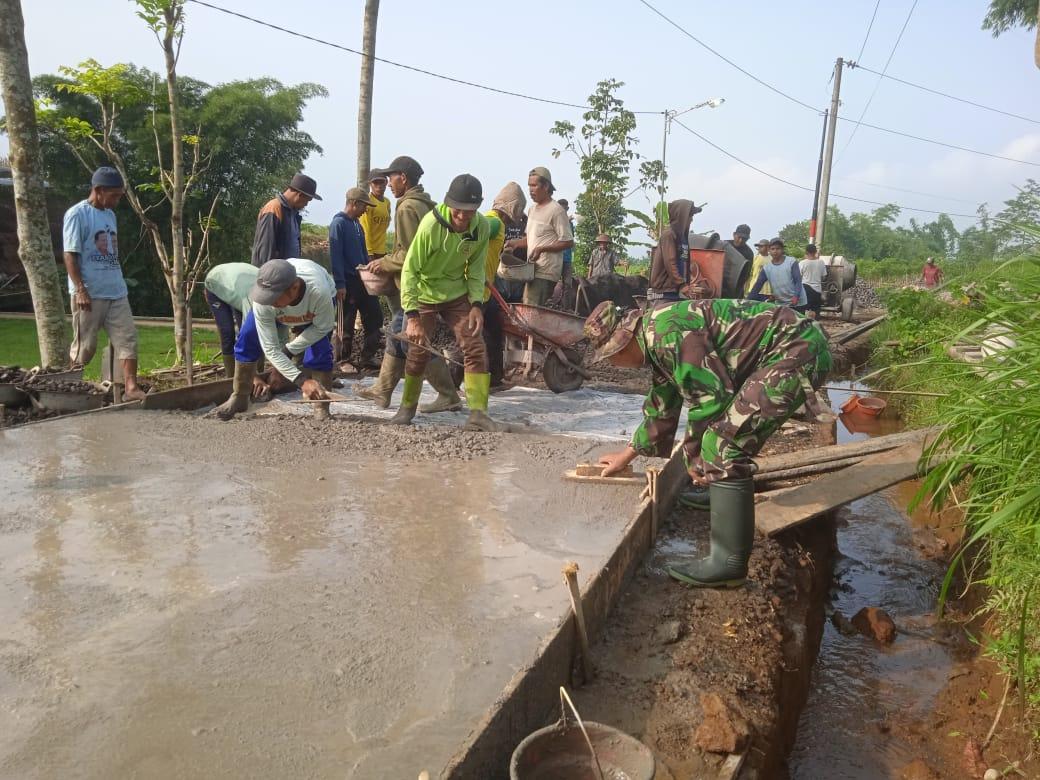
[4,0,1038,245]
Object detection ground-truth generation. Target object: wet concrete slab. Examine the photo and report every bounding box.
[0,410,645,779]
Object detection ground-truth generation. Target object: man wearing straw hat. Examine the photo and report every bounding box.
[587,234,619,279]
[584,298,831,588]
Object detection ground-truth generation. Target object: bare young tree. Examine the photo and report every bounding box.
[0,0,70,367]
[356,0,379,185]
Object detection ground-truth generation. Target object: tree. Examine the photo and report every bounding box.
[982,0,1040,69]
[0,0,69,366]
[356,0,379,185]
[551,80,659,268]
[994,178,1040,254]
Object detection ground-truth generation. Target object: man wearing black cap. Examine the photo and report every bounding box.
[725,224,754,263]
[62,166,146,400]
[357,156,458,414]
[212,258,334,420]
[250,173,321,267]
[390,173,499,431]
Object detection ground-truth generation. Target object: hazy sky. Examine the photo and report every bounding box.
[5,0,1038,243]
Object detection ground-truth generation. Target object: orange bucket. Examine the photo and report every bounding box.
[840,393,887,416]
[689,248,725,298]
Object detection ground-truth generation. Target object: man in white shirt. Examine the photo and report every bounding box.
[798,243,827,320]
[505,166,574,306]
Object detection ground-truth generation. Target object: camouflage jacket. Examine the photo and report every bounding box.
[630,299,832,456]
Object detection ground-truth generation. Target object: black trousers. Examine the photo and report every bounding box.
[483,293,505,384]
[342,274,384,360]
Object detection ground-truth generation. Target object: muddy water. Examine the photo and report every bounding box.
[0,411,639,779]
[789,384,957,778]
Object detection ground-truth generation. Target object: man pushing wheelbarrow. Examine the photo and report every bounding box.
[586,298,831,589]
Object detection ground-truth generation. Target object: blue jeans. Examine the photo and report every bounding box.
[205,289,243,356]
[233,309,333,372]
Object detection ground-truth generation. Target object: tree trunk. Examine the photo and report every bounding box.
[0,0,70,367]
[162,3,188,370]
[356,0,379,186]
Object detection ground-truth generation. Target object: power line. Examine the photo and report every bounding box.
[185,0,659,114]
[838,177,979,205]
[637,0,1039,167]
[855,0,882,62]
[838,0,919,164]
[849,63,1040,125]
[670,118,988,220]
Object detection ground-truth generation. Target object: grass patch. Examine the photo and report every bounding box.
[0,318,221,380]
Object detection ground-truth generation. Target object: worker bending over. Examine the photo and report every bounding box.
[391,174,498,431]
[213,258,334,420]
[587,299,831,588]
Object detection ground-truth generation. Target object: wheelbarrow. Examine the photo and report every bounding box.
[488,284,590,393]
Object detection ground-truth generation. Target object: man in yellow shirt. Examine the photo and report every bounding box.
[746,238,771,297]
[359,170,391,261]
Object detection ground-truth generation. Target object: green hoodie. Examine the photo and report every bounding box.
[400,203,491,312]
[380,185,436,276]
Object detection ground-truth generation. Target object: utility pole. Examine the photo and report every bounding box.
[809,109,828,246]
[356,0,380,186]
[816,57,843,251]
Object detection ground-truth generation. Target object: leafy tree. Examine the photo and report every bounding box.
[551,79,660,268]
[994,179,1040,255]
[982,0,1040,69]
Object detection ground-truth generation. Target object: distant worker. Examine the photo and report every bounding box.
[649,199,700,302]
[213,258,334,421]
[359,169,391,262]
[330,187,382,369]
[558,198,575,287]
[587,298,831,588]
[204,262,257,377]
[62,166,147,400]
[485,182,527,390]
[725,224,754,262]
[921,257,943,288]
[505,167,574,306]
[746,239,771,297]
[250,173,321,267]
[392,174,498,431]
[588,234,620,279]
[748,238,806,312]
[799,243,826,319]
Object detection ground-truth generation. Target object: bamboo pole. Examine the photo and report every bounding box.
[562,562,594,684]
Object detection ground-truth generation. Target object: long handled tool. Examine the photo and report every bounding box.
[333,302,345,361]
[381,328,465,367]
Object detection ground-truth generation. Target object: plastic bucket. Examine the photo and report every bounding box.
[840,393,887,416]
[499,253,536,282]
[689,248,726,298]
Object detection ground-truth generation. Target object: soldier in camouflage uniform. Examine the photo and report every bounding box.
[586,298,831,588]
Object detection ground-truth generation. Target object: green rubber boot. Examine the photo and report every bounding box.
[420,357,462,413]
[462,372,500,431]
[389,373,422,425]
[212,361,257,421]
[357,351,405,408]
[310,370,333,421]
[677,485,711,511]
[667,478,755,589]
[221,353,235,378]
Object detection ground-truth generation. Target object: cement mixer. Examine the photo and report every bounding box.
[820,255,857,321]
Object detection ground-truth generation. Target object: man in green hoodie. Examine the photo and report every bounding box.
[359,155,460,414]
[391,174,498,431]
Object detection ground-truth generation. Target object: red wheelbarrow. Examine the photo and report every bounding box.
[488,284,591,393]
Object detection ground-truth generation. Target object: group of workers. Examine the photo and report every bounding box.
[63,162,834,590]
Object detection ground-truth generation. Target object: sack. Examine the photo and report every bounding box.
[359,268,396,296]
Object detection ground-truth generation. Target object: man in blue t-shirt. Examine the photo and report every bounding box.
[329,186,383,369]
[62,166,146,400]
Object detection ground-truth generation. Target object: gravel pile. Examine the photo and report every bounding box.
[852,279,882,308]
[0,366,29,384]
[22,376,105,394]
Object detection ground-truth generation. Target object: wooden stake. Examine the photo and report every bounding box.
[646,467,660,541]
[562,562,594,684]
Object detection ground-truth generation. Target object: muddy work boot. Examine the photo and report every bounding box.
[667,478,755,589]
[309,370,333,421]
[419,357,462,414]
[357,351,404,408]
[221,353,235,378]
[212,361,257,421]
[462,372,500,432]
[389,374,422,425]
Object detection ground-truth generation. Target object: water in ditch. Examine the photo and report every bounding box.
[788,382,959,778]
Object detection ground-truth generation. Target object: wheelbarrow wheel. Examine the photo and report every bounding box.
[543,347,584,393]
[841,295,855,322]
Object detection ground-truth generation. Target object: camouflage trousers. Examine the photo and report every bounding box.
[684,336,829,483]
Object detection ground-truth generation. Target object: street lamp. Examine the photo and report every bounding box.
[659,97,724,232]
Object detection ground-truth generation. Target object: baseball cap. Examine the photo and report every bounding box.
[754,239,769,247]
[250,258,298,306]
[529,166,555,192]
[584,300,641,364]
[367,169,388,182]
[734,224,751,238]
[768,237,785,248]
[444,173,483,211]
[372,155,424,182]
[346,186,374,206]
[91,166,124,189]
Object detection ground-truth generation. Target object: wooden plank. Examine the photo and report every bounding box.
[563,469,646,486]
[757,440,927,537]
[140,379,232,411]
[754,428,932,475]
[719,752,747,780]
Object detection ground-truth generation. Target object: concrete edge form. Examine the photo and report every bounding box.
[442,450,688,778]
[140,379,232,411]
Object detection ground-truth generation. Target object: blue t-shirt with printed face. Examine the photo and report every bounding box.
[62,199,127,299]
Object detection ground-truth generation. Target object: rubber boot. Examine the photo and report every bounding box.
[212,361,257,421]
[310,370,333,421]
[420,358,462,413]
[667,478,755,588]
[389,374,422,425]
[357,351,404,408]
[462,373,500,431]
[222,353,235,378]
[677,485,711,511]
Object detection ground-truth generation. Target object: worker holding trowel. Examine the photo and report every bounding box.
[212,258,335,421]
[586,299,831,589]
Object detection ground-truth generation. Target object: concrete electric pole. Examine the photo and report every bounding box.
[815,57,844,251]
